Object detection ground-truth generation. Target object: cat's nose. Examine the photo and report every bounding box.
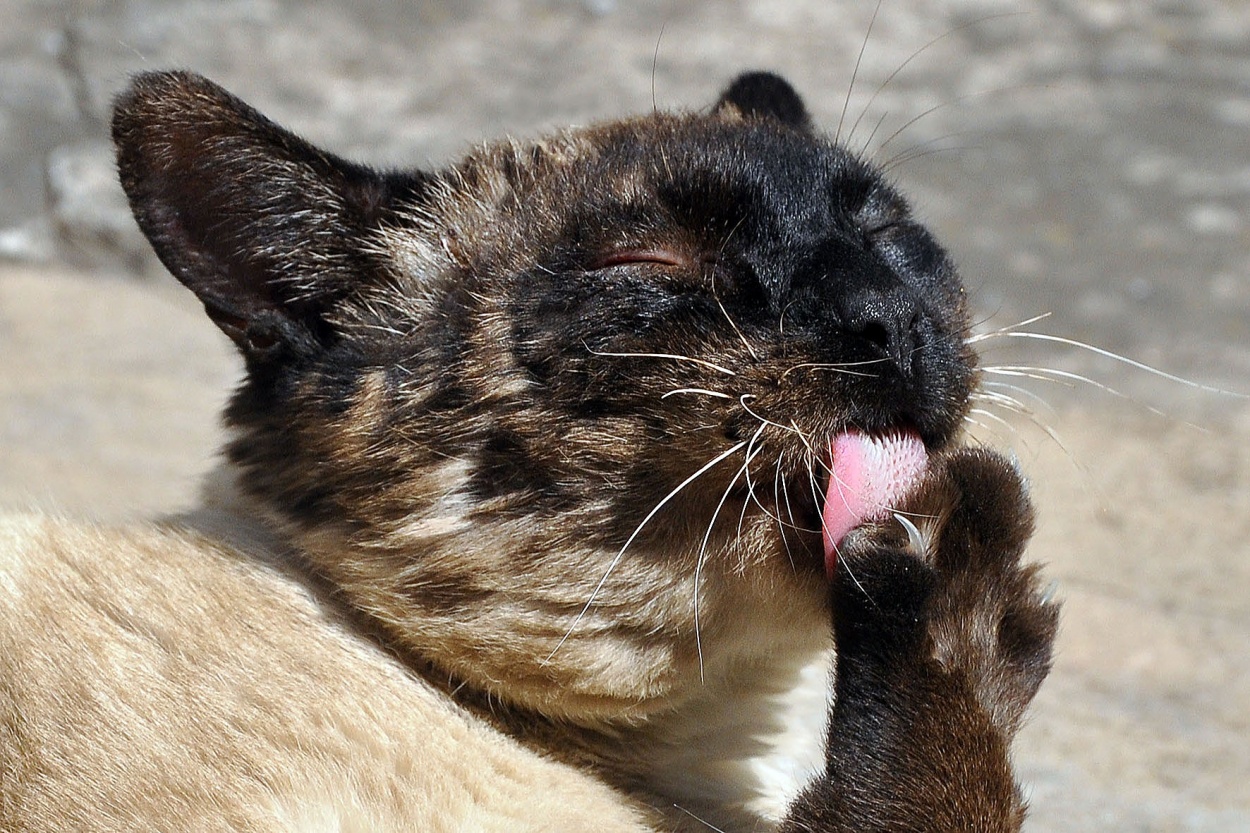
[837,284,922,376]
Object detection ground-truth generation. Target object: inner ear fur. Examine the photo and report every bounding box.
[112,70,429,362]
[713,71,812,131]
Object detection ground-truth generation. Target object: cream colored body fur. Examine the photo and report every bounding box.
[0,485,825,832]
[0,510,647,831]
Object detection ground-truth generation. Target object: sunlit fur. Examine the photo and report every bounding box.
[0,71,1056,832]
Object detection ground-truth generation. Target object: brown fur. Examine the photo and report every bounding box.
[0,70,1057,831]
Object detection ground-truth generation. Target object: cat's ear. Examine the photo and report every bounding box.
[713,71,812,131]
[112,71,430,364]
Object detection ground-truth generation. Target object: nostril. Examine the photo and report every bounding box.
[860,321,894,354]
[838,287,923,374]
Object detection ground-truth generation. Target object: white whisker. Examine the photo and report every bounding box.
[777,464,808,536]
[836,0,884,145]
[875,83,1039,158]
[968,407,1024,440]
[744,456,819,537]
[738,426,792,537]
[715,291,759,362]
[772,455,799,570]
[736,429,766,538]
[972,382,1087,474]
[543,440,748,665]
[739,395,797,435]
[780,359,884,379]
[972,388,1029,411]
[982,332,1248,399]
[662,388,734,400]
[981,379,1060,420]
[672,804,728,833]
[789,419,833,478]
[879,139,978,174]
[584,345,736,376]
[965,312,1054,344]
[805,456,830,546]
[971,390,1038,423]
[963,413,997,434]
[848,11,1026,154]
[694,426,766,681]
[969,395,1051,449]
[981,365,1077,388]
[983,364,1197,426]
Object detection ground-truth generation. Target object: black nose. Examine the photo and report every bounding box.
[837,283,922,375]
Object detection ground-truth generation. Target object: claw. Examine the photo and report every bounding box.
[893,512,926,555]
[1039,580,1059,605]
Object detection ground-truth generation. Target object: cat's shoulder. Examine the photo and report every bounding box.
[0,508,661,832]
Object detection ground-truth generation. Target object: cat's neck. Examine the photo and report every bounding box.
[178,462,830,831]
[622,649,831,830]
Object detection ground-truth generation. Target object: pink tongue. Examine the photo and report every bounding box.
[822,430,927,577]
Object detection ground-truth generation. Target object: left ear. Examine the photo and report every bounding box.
[713,71,812,131]
[112,70,431,365]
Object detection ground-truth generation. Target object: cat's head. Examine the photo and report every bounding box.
[114,70,976,721]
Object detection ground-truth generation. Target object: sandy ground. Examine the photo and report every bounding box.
[2,1,1249,829]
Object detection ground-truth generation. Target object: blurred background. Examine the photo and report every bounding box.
[1,1,1248,829]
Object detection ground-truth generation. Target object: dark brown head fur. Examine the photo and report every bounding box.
[113,70,977,717]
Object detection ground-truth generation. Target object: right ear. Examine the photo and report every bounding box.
[112,71,430,363]
[713,71,812,131]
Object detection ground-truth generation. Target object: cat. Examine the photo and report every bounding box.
[0,69,1057,831]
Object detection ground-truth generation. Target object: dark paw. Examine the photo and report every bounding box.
[798,449,1057,832]
[834,447,1060,735]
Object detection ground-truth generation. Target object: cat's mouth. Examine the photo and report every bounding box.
[819,429,927,575]
[778,428,928,579]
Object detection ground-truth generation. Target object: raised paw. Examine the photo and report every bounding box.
[781,448,1059,833]
[836,446,1059,736]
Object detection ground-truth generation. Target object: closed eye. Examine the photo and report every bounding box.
[867,219,917,244]
[589,248,692,270]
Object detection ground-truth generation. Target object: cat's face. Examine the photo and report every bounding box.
[114,71,975,721]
